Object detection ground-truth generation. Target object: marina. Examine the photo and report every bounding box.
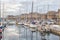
[0,17,60,40]
[0,0,60,40]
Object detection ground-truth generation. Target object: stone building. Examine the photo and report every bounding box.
[19,11,57,21]
[47,11,57,20]
[20,12,41,21]
[57,9,60,24]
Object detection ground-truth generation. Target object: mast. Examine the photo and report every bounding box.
[0,1,1,25]
[0,1,3,26]
[31,1,33,22]
[2,2,4,25]
[31,1,33,13]
[46,4,49,19]
[0,1,1,18]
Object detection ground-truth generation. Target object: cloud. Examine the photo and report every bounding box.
[1,0,60,16]
[4,3,22,12]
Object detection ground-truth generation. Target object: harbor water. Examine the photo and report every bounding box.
[2,25,60,40]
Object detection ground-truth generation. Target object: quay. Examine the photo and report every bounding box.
[50,25,60,36]
[50,29,60,36]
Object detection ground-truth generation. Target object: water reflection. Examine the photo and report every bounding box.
[2,25,60,40]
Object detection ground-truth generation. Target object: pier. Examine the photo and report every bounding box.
[50,29,60,36]
[50,25,60,36]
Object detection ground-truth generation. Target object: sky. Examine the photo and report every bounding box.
[0,0,60,17]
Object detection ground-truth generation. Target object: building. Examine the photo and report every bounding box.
[20,12,41,21]
[57,9,60,24]
[6,15,17,21]
[6,9,60,25]
[20,12,50,21]
[47,11,57,21]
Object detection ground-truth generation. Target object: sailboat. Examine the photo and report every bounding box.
[0,2,6,31]
[0,19,6,31]
[27,1,38,32]
[0,18,3,33]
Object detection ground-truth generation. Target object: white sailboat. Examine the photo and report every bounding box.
[0,2,6,30]
[28,1,38,32]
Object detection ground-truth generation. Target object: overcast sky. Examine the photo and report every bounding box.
[0,0,60,17]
